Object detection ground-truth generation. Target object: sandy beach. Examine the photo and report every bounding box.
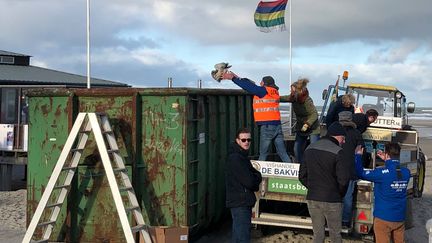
[1,120,431,243]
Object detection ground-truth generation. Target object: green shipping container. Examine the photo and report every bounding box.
[27,88,259,242]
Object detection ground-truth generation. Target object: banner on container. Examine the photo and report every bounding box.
[251,160,300,178]
[267,177,307,195]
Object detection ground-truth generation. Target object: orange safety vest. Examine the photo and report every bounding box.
[252,86,281,122]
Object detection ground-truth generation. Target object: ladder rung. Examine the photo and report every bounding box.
[126,205,140,213]
[119,186,133,192]
[107,149,119,153]
[62,166,77,171]
[131,224,146,233]
[54,184,70,190]
[113,167,127,173]
[102,129,114,134]
[38,220,56,227]
[71,148,84,153]
[79,129,91,134]
[34,239,49,243]
[46,202,63,209]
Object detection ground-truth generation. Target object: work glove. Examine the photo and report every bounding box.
[211,62,232,82]
[301,123,309,132]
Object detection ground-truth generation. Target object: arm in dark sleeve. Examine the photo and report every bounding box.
[325,101,337,126]
[280,94,295,103]
[335,151,350,196]
[250,168,263,192]
[299,155,308,188]
[304,98,318,126]
[355,154,384,182]
[232,77,267,98]
[228,154,262,191]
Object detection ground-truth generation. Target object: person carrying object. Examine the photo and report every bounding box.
[280,78,320,163]
[222,71,292,163]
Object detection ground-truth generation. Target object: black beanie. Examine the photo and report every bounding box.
[326,122,347,137]
[262,76,279,90]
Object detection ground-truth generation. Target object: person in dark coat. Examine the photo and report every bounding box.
[338,111,364,228]
[325,94,355,126]
[352,109,379,133]
[299,122,350,243]
[281,78,320,163]
[225,127,262,243]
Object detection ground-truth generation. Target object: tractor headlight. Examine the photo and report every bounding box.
[395,92,402,99]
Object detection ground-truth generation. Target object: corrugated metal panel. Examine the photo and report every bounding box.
[27,87,258,241]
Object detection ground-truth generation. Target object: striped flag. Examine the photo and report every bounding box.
[254,0,288,32]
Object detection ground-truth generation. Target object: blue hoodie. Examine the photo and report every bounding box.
[355,154,410,222]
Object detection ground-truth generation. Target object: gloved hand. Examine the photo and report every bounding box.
[211,62,232,82]
[301,123,309,132]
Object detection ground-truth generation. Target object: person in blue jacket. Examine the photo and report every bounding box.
[355,142,410,243]
[222,71,291,162]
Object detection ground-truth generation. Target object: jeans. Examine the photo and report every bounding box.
[259,124,291,162]
[230,207,252,243]
[307,200,342,243]
[342,180,356,225]
[294,133,320,163]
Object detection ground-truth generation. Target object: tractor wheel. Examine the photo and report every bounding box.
[414,150,426,198]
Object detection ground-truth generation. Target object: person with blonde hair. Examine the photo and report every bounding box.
[281,78,320,163]
[325,93,355,127]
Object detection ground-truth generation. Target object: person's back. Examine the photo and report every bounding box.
[355,142,410,243]
[222,71,291,163]
[299,122,350,243]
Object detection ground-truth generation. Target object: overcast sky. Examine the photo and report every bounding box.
[1,0,431,106]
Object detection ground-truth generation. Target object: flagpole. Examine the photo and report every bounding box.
[86,0,91,89]
[289,0,292,135]
[289,0,292,87]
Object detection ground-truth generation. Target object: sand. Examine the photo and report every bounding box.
[1,121,431,243]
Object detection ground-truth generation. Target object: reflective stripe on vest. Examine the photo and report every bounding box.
[252,86,281,122]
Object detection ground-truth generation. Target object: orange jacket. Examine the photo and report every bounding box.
[253,86,281,122]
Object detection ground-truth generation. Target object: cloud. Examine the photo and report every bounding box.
[367,41,421,64]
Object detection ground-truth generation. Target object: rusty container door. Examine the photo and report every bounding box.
[138,89,258,235]
[69,165,133,242]
[27,92,72,241]
[27,88,139,242]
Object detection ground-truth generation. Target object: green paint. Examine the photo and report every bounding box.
[268,178,308,195]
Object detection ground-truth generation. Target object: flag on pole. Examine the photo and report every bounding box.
[254,0,288,32]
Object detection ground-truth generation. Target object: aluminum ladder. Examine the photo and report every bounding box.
[22,112,152,243]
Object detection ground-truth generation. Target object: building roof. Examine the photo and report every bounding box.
[0,64,128,87]
[0,50,128,87]
[0,50,30,57]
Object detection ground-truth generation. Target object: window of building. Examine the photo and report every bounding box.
[0,56,15,64]
[1,88,18,124]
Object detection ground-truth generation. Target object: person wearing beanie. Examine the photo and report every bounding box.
[280,78,320,163]
[222,71,292,163]
[338,111,365,228]
[299,122,350,243]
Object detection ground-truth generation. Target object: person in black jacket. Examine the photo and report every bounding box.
[299,122,350,243]
[325,94,355,127]
[225,128,262,243]
[352,109,379,133]
[338,111,365,228]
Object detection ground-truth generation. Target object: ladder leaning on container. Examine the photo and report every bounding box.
[22,112,152,243]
